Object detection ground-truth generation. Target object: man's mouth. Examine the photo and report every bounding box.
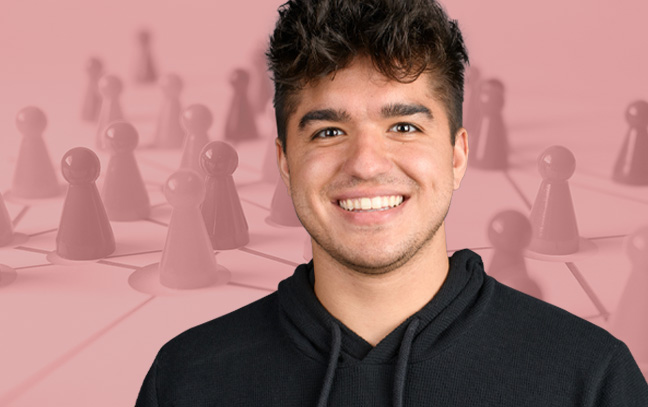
[337,195,405,212]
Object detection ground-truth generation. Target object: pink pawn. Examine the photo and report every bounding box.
[96,75,124,150]
[200,141,249,249]
[57,148,115,260]
[159,170,228,289]
[179,104,212,174]
[0,192,13,246]
[487,209,542,299]
[101,122,150,221]
[224,68,259,142]
[268,179,302,227]
[81,57,104,122]
[471,78,508,170]
[612,100,648,185]
[528,146,580,255]
[611,226,648,369]
[134,29,157,84]
[154,74,184,148]
[463,65,482,136]
[12,106,60,199]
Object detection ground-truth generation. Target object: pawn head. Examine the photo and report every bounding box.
[537,145,576,182]
[182,104,213,134]
[137,29,152,44]
[104,121,139,152]
[229,68,250,87]
[200,141,238,176]
[626,226,648,268]
[625,100,648,128]
[160,73,183,97]
[488,209,532,252]
[86,57,103,77]
[98,75,123,97]
[479,79,505,113]
[61,147,101,185]
[164,169,206,207]
[16,106,47,136]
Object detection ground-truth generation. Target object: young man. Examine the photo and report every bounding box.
[136,0,648,405]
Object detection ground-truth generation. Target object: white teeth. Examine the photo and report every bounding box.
[338,195,404,212]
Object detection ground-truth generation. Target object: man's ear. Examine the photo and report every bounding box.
[452,128,469,190]
[276,138,290,188]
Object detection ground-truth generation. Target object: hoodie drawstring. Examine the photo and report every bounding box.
[317,323,342,407]
[393,318,420,407]
[316,318,420,407]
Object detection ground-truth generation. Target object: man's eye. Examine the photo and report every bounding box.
[390,123,420,133]
[313,128,344,139]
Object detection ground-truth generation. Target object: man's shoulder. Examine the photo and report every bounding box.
[157,292,281,364]
[485,276,622,356]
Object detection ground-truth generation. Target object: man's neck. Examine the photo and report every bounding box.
[312,231,450,347]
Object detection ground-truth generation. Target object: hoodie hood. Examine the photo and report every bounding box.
[277,249,492,406]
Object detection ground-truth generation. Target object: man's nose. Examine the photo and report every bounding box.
[341,130,393,180]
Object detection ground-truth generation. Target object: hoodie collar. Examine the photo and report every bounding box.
[278,249,488,365]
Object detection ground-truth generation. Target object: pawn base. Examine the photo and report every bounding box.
[129,262,231,296]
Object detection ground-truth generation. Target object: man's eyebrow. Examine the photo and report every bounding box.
[298,109,351,130]
[381,103,434,119]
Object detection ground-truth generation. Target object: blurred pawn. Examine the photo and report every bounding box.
[224,68,259,142]
[101,122,150,221]
[528,146,580,255]
[463,65,482,136]
[0,192,13,246]
[611,226,648,369]
[159,170,228,289]
[12,106,60,199]
[56,148,115,260]
[250,43,274,115]
[179,104,212,175]
[96,75,124,149]
[268,179,301,227]
[261,136,281,184]
[612,100,648,185]
[133,29,157,84]
[81,57,103,122]
[471,78,508,170]
[154,74,184,148]
[200,141,249,250]
[487,209,542,299]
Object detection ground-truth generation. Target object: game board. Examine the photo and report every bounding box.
[1,0,647,406]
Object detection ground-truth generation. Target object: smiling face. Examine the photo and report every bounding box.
[277,57,468,275]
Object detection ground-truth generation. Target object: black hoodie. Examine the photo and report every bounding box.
[136,249,648,406]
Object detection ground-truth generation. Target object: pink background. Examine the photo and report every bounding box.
[1,0,647,405]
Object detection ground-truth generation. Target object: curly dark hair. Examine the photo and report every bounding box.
[267,0,469,151]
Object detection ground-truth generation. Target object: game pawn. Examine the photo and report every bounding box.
[250,43,274,115]
[612,100,648,185]
[611,226,648,372]
[81,57,104,122]
[159,170,229,289]
[268,178,302,227]
[11,106,60,199]
[154,73,184,148]
[224,68,259,142]
[179,104,212,175]
[463,65,482,136]
[0,191,13,247]
[487,209,542,299]
[56,147,115,260]
[528,146,580,255]
[133,29,157,84]
[471,78,508,170]
[200,141,249,250]
[101,122,150,221]
[96,74,124,150]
